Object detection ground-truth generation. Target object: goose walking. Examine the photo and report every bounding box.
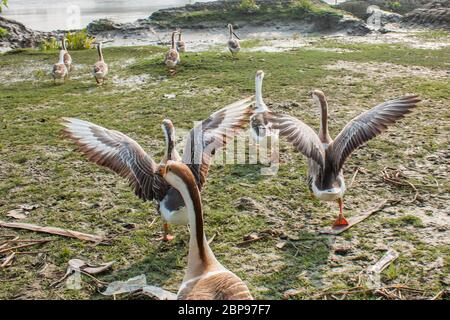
[165,31,180,75]
[227,24,240,58]
[61,96,254,241]
[61,37,72,71]
[93,42,108,85]
[250,70,278,163]
[269,90,421,227]
[51,49,68,84]
[176,29,186,53]
[159,161,253,300]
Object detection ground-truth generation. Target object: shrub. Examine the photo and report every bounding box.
[238,0,260,13]
[291,0,313,12]
[386,1,402,11]
[66,29,95,50]
[39,37,60,51]
[0,27,8,38]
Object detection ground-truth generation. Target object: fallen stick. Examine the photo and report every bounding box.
[0,220,105,243]
[1,252,15,268]
[319,200,388,235]
[0,240,52,254]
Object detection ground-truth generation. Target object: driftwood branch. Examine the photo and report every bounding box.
[0,220,105,243]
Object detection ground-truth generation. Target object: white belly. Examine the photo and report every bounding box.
[160,200,188,225]
[311,176,346,201]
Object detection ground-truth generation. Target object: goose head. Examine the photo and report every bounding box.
[309,89,326,106]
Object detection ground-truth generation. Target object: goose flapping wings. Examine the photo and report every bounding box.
[268,95,421,172]
[61,96,254,203]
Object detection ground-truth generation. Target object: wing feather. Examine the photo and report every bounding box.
[268,112,325,168]
[329,95,421,172]
[182,96,255,188]
[61,118,168,201]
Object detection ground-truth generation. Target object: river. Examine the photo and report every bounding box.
[2,0,347,32]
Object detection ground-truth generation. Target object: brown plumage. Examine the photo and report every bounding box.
[159,161,253,300]
[227,24,240,57]
[52,50,68,84]
[61,37,72,71]
[61,96,255,240]
[165,31,180,74]
[92,42,108,85]
[268,91,421,227]
[176,29,186,53]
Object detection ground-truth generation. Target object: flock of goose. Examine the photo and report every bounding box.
[57,25,421,300]
[52,24,240,83]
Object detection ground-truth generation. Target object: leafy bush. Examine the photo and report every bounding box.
[0,0,8,13]
[291,0,313,12]
[39,30,95,51]
[39,37,60,51]
[386,1,402,11]
[0,27,8,38]
[238,0,260,13]
[66,29,95,50]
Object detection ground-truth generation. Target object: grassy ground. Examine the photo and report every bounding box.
[0,37,449,300]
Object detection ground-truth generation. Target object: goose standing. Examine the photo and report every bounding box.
[176,29,186,53]
[268,90,421,227]
[250,70,278,163]
[159,161,253,300]
[227,24,240,58]
[61,96,254,241]
[92,42,108,85]
[61,37,72,71]
[164,31,180,75]
[51,49,68,84]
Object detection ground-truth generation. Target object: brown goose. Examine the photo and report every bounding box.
[227,24,240,58]
[61,37,72,71]
[93,42,108,85]
[61,96,254,241]
[51,50,68,84]
[268,90,421,227]
[159,161,253,300]
[176,29,186,53]
[164,31,180,75]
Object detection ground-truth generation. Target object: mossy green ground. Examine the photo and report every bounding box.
[0,38,449,299]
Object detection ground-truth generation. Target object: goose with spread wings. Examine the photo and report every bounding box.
[268,90,421,228]
[61,96,254,241]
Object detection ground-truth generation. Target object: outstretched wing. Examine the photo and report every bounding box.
[61,118,168,202]
[182,96,255,189]
[268,112,325,168]
[329,95,421,173]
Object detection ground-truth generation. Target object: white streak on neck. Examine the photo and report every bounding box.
[255,74,267,112]
[58,50,65,64]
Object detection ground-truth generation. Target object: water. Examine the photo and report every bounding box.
[3,0,347,32]
[2,0,211,31]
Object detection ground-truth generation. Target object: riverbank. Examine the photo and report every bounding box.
[1,35,449,300]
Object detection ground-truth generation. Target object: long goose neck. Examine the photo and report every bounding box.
[317,96,331,143]
[171,32,176,50]
[174,174,218,278]
[255,74,267,112]
[58,50,65,64]
[163,126,176,161]
[229,25,233,39]
[61,38,67,51]
[97,43,104,62]
[178,32,182,41]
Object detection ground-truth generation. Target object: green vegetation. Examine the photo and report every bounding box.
[151,0,343,28]
[0,38,448,299]
[0,0,8,13]
[0,27,8,38]
[39,30,95,51]
[66,29,96,50]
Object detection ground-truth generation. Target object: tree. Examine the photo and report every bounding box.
[0,0,8,13]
